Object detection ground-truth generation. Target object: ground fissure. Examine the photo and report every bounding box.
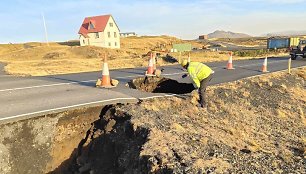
[0,68,305,174]
[129,76,195,94]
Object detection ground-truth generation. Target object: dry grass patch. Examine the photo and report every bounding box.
[115,67,306,173]
[0,36,203,76]
[0,36,291,76]
[213,37,267,47]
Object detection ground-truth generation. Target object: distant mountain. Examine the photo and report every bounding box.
[208,30,252,39]
[265,30,306,37]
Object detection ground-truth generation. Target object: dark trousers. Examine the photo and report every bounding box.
[199,74,213,107]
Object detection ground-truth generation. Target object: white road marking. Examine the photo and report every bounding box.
[210,66,305,86]
[163,72,186,76]
[0,75,12,77]
[236,59,288,68]
[139,94,178,100]
[115,72,188,78]
[116,74,144,79]
[0,72,192,92]
[0,59,292,92]
[0,80,96,92]
[1,66,304,123]
[0,97,137,122]
[0,94,180,122]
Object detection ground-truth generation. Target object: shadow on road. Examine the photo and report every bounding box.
[0,62,8,75]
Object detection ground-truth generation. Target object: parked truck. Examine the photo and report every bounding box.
[290,40,306,60]
[267,37,300,49]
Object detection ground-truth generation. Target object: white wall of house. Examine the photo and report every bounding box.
[120,33,137,38]
[88,32,106,47]
[102,16,120,49]
[79,35,89,46]
[79,16,120,49]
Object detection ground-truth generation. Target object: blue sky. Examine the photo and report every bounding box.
[0,0,306,43]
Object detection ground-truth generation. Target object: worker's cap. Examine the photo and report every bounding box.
[181,60,188,67]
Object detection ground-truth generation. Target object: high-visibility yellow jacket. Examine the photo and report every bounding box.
[187,62,213,88]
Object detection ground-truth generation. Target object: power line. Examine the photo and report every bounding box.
[42,12,49,46]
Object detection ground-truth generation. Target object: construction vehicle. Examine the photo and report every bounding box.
[290,40,306,60]
[267,37,300,49]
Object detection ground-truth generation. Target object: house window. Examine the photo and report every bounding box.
[108,42,111,47]
[115,42,117,46]
[89,23,94,29]
[114,32,117,38]
[95,33,99,38]
[83,40,85,44]
[109,22,113,27]
[107,32,111,38]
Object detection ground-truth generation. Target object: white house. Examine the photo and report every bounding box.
[78,14,120,49]
[120,32,137,38]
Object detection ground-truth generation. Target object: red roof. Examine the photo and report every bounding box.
[78,15,111,35]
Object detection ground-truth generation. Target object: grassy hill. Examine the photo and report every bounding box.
[0,35,284,76]
[208,30,251,39]
[0,36,204,76]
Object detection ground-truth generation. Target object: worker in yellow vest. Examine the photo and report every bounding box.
[181,60,214,108]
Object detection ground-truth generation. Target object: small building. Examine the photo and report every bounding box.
[78,14,120,48]
[199,35,208,40]
[172,43,192,52]
[120,32,137,38]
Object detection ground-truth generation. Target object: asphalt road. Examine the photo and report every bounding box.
[0,57,305,124]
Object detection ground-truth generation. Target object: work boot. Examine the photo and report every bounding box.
[197,103,207,108]
[197,104,208,112]
[201,102,207,108]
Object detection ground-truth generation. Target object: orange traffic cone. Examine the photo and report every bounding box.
[187,52,191,63]
[227,52,235,70]
[152,52,157,70]
[261,57,269,72]
[146,56,155,76]
[101,54,112,87]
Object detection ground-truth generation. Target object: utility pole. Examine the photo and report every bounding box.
[42,12,49,46]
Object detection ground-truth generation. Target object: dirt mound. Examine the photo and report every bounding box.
[130,77,195,94]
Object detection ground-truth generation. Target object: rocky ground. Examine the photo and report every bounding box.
[58,68,305,174]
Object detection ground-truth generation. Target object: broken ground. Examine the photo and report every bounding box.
[53,68,305,174]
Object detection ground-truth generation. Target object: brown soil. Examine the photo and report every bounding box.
[0,106,102,174]
[52,67,305,173]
